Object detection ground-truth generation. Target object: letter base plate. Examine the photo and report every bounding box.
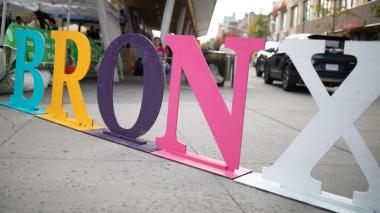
[235,172,374,213]
[0,102,46,115]
[152,149,251,179]
[86,128,161,153]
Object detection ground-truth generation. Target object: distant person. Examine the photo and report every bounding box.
[48,18,58,30]
[153,37,172,76]
[153,37,165,56]
[165,46,172,61]
[28,13,40,28]
[15,16,22,25]
[86,26,95,39]
[93,28,100,40]
[165,46,172,74]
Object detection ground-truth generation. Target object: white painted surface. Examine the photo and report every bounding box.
[236,40,380,212]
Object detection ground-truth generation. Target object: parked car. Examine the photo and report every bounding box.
[262,34,357,91]
[253,41,279,77]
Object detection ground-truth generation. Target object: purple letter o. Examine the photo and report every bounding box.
[97,33,164,139]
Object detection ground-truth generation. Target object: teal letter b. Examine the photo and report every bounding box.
[2,29,46,114]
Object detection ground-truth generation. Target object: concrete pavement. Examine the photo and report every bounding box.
[0,67,379,212]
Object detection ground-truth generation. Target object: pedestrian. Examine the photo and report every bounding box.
[28,13,40,28]
[164,46,172,75]
[48,18,58,30]
[15,16,22,25]
[153,37,165,57]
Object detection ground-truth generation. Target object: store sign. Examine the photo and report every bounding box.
[341,20,364,30]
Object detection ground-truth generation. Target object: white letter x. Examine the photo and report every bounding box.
[262,40,380,211]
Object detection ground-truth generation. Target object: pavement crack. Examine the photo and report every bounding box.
[0,117,33,146]
[246,106,301,132]
[213,176,247,213]
[0,113,17,132]
[177,128,199,155]
[241,104,352,155]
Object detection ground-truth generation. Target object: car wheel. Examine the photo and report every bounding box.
[263,66,273,84]
[255,61,263,77]
[282,65,296,91]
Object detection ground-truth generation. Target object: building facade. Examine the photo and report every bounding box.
[236,12,255,37]
[217,13,240,37]
[269,0,380,41]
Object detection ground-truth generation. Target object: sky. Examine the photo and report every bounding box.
[198,0,274,43]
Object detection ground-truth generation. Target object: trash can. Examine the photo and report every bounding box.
[204,50,235,87]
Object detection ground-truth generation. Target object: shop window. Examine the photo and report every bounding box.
[281,11,287,31]
[318,0,333,17]
[273,15,278,32]
[340,0,357,10]
[303,0,311,21]
[291,6,298,27]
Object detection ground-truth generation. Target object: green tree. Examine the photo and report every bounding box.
[372,4,380,18]
[315,0,360,34]
[201,39,215,51]
[212,31,240,50]
[247,15,270,38]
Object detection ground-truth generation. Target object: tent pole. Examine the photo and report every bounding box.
[96,0,121,82]
[0,0,8,44]
[66,0,72,30]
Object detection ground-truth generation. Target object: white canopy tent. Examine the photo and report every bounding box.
[0,0,121,44]
[4,0,102,21]
[0,0,217,83]
[1,1,122,83]
[1,0,123,81]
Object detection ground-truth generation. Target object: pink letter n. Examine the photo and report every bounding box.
[153,35,264,178]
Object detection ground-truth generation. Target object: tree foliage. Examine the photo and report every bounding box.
[201,39,215,51]
[372,4,380,18]
[314,0,361,33]
[247,15,270,38]
[213,31,240,50]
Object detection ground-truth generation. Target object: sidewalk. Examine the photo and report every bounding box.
[0,68,379,212]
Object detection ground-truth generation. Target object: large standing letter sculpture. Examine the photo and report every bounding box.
[37,31,101,131]
[236,40,380,212]
[1,30,45,114]
[153,35,264,178]
[87,33,163,152]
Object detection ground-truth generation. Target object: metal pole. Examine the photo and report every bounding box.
[66,0,72,30]
[122,0,133,33]
[96,0,110,47]
[184,20,191,35]
[160,0,175,41]
[0,0,8,43]
[96,0,121,82]
[176,7,186,35]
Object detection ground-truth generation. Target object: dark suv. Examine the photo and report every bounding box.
[263,34,357,91]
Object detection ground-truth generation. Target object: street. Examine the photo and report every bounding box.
[0,66,379,213]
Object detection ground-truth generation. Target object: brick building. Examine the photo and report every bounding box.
[269,0,380,41]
